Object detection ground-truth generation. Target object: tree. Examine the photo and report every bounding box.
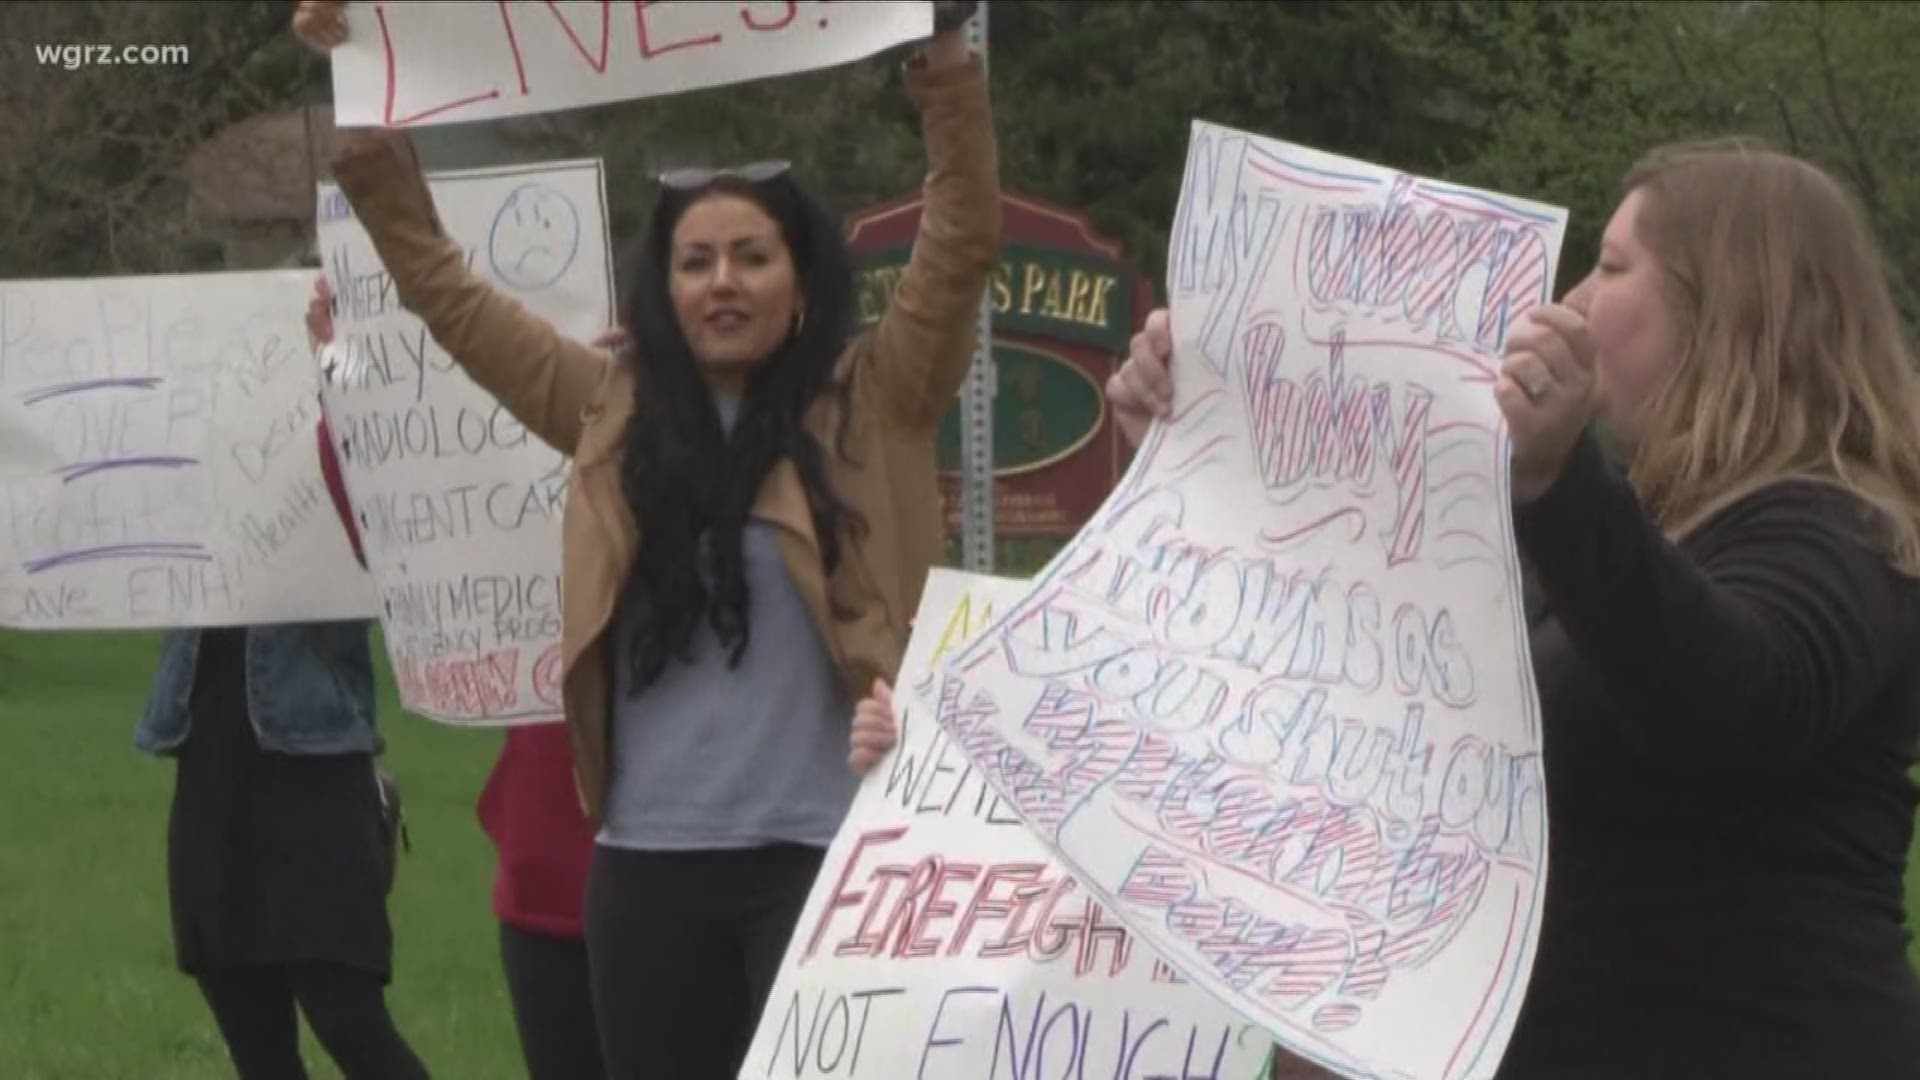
[8,1,1911,329]
[1383,0,1920,322]
[0,1,318,277]
[1732,1,1919,322]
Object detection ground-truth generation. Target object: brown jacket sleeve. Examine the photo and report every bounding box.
[861,55,1002,432]
[329,130,611,457]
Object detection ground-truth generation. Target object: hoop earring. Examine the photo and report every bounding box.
[791,308,807,338]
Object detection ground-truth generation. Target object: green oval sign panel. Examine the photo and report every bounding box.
[937,343,1107,477]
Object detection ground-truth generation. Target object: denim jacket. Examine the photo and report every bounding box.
[135,621,381,757]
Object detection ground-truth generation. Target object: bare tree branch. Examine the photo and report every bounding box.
[1660,16,1715,121]
[1767,82,1803,154]
[1810,2,1887,231]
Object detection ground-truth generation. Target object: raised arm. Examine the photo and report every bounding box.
[1517,433,1916,780]
[328,130,610,457]
[860,29,1002,432]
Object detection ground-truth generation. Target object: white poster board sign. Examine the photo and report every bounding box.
[331,1,933,128]
[743,569,1275,1080]
[0,270,376,629]
[315,159,612,725]
[928,121,1568,1079]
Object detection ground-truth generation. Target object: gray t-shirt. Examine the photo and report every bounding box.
[597,397,857,851]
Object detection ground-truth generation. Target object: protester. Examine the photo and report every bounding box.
[474,724,605,1080]
[1097,141,1920,1077]
[135,372,428,1077]
[294,0,1000,1072]
[306,275,605,1080]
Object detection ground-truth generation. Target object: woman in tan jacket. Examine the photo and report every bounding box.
[302,1,999,1073]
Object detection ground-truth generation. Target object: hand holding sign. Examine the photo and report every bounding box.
[306,274,336,348]
[1495,303,1601,503]
[846,678,900,776]
[1107,307,1175,449]
[293,0,347,54]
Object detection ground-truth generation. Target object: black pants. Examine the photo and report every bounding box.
[585,843,824,1080]
[196,963,430,1080]
[500,924,606,1080]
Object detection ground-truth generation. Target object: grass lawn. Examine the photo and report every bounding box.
[3,624,1919,1079]
[0,629,519,1080]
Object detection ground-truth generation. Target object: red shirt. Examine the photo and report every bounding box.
[317,417,367,570]
[317,416,595,938]
[477,725,596,938]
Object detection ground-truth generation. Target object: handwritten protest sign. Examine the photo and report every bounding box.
[315,159,612,725]
[330,1,933,129]
[741,564,1282,1076]
[743,568,1275,1080]
[927,121,1567,1079]
[0,270,376,630]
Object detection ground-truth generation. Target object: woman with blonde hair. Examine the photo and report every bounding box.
[1481,138,1920,1077]
[1076,138,1920,1076]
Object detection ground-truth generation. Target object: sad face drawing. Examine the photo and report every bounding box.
[488,184,581,291]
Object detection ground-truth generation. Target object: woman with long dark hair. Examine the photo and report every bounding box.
[298,2,999,1074]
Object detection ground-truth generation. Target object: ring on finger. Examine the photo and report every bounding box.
[1505,354,1555,403]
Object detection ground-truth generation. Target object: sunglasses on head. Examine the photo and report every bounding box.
[656,160,792,190]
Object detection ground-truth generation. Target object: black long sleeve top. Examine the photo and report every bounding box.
[1496,434,1920,1080]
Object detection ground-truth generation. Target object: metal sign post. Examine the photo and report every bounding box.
[959,1,995,572]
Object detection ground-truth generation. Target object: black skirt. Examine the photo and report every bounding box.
[166,628,394,980]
